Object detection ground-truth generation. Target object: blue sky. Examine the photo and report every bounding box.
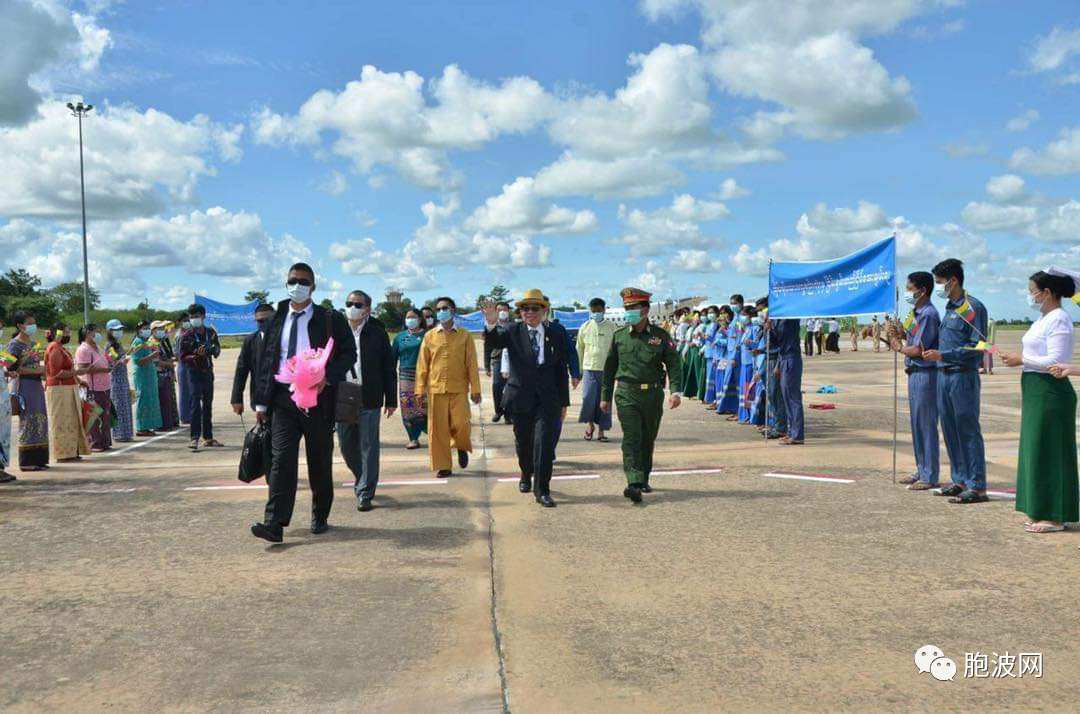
[2,0,1079,318]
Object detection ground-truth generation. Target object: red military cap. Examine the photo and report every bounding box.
[620,286,652,307]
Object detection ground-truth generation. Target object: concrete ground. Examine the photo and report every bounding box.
[1,331,1078,712]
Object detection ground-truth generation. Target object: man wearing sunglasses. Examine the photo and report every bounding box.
[415,297,481,478]
[481,290,572,508]
[250,263,357,543]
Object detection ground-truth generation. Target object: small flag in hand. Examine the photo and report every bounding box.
[955,295,977,324]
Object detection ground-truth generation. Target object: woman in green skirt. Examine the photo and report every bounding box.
[1000,269,1078,533]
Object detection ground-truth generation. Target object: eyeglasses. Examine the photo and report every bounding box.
[519,305,543,312]
[287,278,313,287]
[345,301,366,309]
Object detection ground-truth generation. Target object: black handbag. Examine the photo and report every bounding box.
[335,369,363,424]
[238,421,272,483]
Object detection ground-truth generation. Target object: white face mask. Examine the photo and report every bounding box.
[190,317,204,328]
[287,282,312,302]
[181,321,191,330]
[498,310,510,322]
[139,329,151,339]
[1027,292,1042,310]
[345,306,367,321]
[934,280,952,300]
[904,291,916,305]
[111,329,124,339]
[153,330,166,339]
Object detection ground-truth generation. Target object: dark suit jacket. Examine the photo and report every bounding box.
[254,300,357,421]
[231,328,265,409]
[483,321,571,415]
[351,317,397,410]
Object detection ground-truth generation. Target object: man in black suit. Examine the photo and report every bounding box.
[339,289,397,512]
[481,289,571,508]
[230,303,275,414]
[250,263,357,543]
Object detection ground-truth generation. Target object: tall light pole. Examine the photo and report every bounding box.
[67,101,93,326]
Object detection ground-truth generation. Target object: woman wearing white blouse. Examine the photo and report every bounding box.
[999,270,1078,533]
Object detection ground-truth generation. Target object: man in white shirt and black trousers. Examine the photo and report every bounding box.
[250,263,357,543]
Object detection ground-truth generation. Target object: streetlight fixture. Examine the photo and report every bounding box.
[67,101,93,326]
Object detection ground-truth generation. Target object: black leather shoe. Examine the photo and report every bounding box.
[437,469,452,478]
[623,485,643,503]
[518,478,532,493]
[535,493,556,508]
[458,450,469,469]
[251,522,283,543]
[311,517,329,534]
[639,482,653,493]
[357,499,373,512]
[491,414,501,423]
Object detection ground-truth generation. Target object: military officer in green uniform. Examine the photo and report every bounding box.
[601,287,683,503]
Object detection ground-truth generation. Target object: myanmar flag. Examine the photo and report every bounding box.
[954,294,977,324]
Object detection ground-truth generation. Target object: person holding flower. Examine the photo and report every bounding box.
[130,320,162,437]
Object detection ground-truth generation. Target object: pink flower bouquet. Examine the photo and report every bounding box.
[275,338,334,410]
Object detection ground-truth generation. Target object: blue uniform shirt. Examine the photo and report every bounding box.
[905,302,940,369]
[774,319,802,358]
[938,293,988,370]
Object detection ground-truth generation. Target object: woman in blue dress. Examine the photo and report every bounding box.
[737,308,760,423]
[105,320,134,442]
[130,321,162,435]
[717,311,742,416]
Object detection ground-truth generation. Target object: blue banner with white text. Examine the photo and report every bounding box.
[768,237,896,318]
[194,295,261,335]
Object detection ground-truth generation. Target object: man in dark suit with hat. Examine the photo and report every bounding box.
[601,287,683,503]
[481,289,571,508]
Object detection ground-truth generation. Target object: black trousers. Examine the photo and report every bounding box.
[512,404,560,496]
[804,332,814,356]
[491,356,508,419]
[263,387,335,526]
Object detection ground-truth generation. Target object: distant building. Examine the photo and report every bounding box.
[385,287,404,305]
[650,296,707,322]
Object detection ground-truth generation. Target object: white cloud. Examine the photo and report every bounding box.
[318,170,348,196]
[0,102,242,220]
[1030,200,1080,242]
[670,249,724,273]
[1009,127,1080,176]
[613,193,729,256]
[328,238,398,275]
[633,259,673,295]
[730,243,771,276]
[252,64,554,190]
[533,152,684,200]
[1027,26,1080,74]
[0,0,79,126]
[985,174,1028,204]
[717,178,749,200]
[1005,109,1039,132]
[960,202,1039,233]
[464,177,598,235]
[645,0,931,140]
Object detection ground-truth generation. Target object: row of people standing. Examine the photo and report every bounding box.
[671,297,805,445]
[890,259,1079,533]
[0,308,226,482]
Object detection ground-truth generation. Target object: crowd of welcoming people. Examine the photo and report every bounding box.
[1,257,1078,543]
[0,306,225,482]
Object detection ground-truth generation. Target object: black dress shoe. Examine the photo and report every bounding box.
[311,517,329,534]
[491,414,501,423]
[357,499,373,512]
[458,450,469,469]
[437,469,452,478]
[251,522,283,543]
[639,482,653,493]
[623,485,643,503]
[535,493,556,508]
[518,477,532,493]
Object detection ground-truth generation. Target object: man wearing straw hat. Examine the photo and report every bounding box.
[481,290,571,508]
[601,287,682,503]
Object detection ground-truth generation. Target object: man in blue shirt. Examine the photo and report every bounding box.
[889,272,940,490]
[774,317,804,444]
[922,259,989,504]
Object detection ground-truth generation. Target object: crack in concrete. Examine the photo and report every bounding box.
[477,405,512,713]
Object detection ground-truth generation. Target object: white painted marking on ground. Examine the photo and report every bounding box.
[763,472,855,484]
[496,473,600,483]
[649,468,724,476]
[53,487,139,494]
[100,429,183,456]
[987,490,1017,500]
[340,479,448,487]
[185,485,266,491]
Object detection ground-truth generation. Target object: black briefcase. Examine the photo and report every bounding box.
[238,421,272,483]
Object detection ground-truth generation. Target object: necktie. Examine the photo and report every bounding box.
[287,312,301,358]
[529,329,540,363]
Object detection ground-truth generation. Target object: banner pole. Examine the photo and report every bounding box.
[764,325,770,442]
[892,243,899,485]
